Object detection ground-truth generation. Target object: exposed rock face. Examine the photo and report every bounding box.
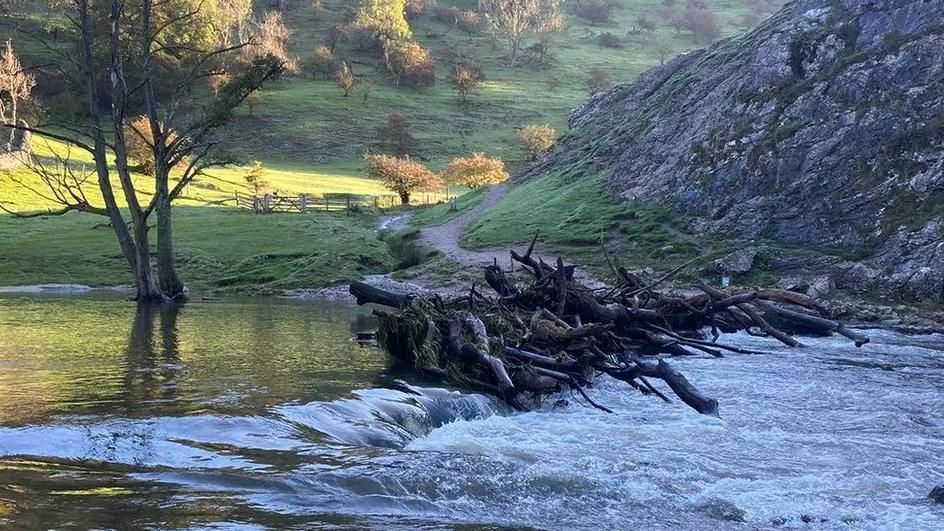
[526,0,944,301]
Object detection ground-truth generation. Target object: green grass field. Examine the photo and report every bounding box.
[0,0,786,291]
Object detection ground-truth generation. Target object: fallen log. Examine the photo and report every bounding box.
[349,244,867,417]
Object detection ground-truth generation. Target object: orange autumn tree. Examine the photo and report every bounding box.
[365,153,441,204]
[443,152,508,188]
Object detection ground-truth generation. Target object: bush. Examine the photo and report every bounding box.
[364,153,441,204]
[355,0,412,44]
[405,0,435,19]
[516,124,556,161]
[123,116,180,174]
[123,116,156,174]
[433,5,458,25]
[207,72,232,96]
[449,62,483,102]
[336,61,355,96]
[455,9,481,35]
[383,112,416,156]
[246,90,262,115]
[325,23,348,52]
[680,4,719,44]
[308,45,335,80]
[598,32,623,48]
[443,152,509,188]
[585,66,611,94]
[384,40,436,88]
[573,0,620,24]
[636,13,656,32]
[244,161,270,195]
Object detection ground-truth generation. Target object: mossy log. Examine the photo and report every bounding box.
[350,244,868,416]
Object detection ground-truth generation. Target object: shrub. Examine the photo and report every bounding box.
[516,124,556,161]
[336,61,355,96]
[355,0,412,45]
[636,13,656,32]
[681,3,719,43]
[123,116,156,174]
[325,23,348,52]
[383,112,415,156]
[246,90,262,115]
[585,66,611,94]
[364,153,441,204]
[573,0,620,24]
[456,9,481,35]
[598,32,623,48]
[308,45,335,80]
[405,0,435,19]
[358,79,372,102]
[433,5,458,25]
[449,62,483,102]
[250,11,298,74]
[207,72,232,96]
[443,152,509,188]
[384,40,435,88]
[244,161,270,195]
[123,116,180,174]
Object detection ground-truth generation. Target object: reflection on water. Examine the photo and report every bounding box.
[0,295,387,423]
[1,295,943,530]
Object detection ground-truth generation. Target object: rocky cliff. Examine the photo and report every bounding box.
[526,0,943,301]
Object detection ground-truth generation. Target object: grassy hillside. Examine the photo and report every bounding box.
[229,0,783,170]
[0,0,787,291]
[0,139,396,292]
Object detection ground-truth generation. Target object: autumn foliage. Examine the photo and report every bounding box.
[443,152,509,188]
[516,124,556,161]
[384,40,436,88]
[365,153,441,204]
[449,62,483,102]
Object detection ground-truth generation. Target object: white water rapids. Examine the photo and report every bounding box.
[0,296,942,530]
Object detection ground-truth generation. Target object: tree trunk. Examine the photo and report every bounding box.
[156,194,185,299]
[154,161,185,299]
[400,191,410,205]
[132,217,164,303]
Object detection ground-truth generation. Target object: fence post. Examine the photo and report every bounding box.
[346,196,351,210]
[300,193,308,213]
[325,196,329,212]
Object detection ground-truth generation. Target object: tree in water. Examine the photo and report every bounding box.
[0,0,282,302]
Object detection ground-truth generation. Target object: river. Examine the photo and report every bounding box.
[0,294,942,530]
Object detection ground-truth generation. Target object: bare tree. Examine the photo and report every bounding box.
[0,0,282,302]
[0,39,35,150]
[480,0,562,67]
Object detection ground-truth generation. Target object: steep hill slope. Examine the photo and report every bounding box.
[520,0,944,300]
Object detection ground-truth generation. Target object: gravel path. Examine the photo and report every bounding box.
[415,183,518,268]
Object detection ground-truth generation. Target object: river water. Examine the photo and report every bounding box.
[0,294,942,530]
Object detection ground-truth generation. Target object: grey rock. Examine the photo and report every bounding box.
[525,0,944,301]
[776,277,811,293]
[711,248,757,275]
[930,486,944,505]
[807,276,835,300]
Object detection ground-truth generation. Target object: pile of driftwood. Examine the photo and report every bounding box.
[350,242,868,416]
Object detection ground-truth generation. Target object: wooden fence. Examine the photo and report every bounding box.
[234,191,447,213]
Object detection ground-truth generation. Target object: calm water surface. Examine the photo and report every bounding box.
[0,294,942,530]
